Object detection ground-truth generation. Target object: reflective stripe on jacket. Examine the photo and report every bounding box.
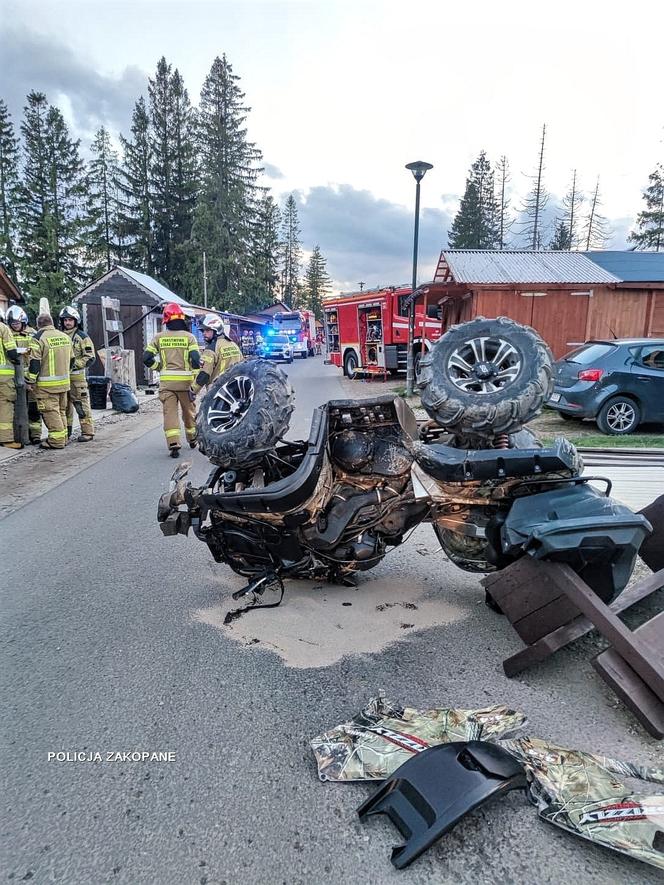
[27,326,72,392]
[67,328,96,379]
[0,324,17,379]
[12,326,38,367]
[193,338,243,392]
[146,331,200,389]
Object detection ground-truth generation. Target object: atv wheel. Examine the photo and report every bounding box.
[197,359,294,467]
[417,316,553,444]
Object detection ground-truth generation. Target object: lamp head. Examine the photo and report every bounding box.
[406,160,433,182]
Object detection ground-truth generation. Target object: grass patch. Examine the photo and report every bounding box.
[539,433,664,448]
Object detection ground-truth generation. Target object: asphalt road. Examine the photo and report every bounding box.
[2,356,662,885]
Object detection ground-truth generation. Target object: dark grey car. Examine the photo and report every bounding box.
[549,338,664,434]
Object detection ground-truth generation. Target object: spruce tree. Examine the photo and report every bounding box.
[448,151,498,249]
[629,163,664,251]
[496,155,512,250]
[302,245,332,319]
[148,57,175,282]
[118,97,153,273]
[519,124,549,249]
[244,192,281,306]
[0,99,20,280]
[281,193,301,304]
[87,126,121,275]
[583,177,612,249]
[169,69,198,292]
[187,55,262,312]
[17,92,87,311]
[549,220,571,250]
[550,169,582,250]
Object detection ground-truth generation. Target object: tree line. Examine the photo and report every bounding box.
[0,55,331,317]
[448,125,664,252]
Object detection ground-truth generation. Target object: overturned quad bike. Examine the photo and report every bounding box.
[158,317,651,609]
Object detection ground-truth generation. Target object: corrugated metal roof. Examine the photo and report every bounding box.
[585,251,664,283]
[436,250,620,285]
[118,267,189,305]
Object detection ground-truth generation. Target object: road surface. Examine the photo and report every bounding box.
[2,356,662,885]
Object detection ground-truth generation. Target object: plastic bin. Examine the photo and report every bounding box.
[88,376,110,410]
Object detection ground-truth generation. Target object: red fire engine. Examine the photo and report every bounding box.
[323,285,442,378]
[272,309,316,358]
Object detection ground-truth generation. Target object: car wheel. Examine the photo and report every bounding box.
[301,352,307,359]
[596,397,641,435]
[344,350,359,379]
[287,356,293,364]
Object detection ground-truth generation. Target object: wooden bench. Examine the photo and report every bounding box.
[481,558,664,738]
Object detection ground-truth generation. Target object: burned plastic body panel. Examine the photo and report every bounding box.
[357,741,527,869]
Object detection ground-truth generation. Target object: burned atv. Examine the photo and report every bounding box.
[158,317,650,605]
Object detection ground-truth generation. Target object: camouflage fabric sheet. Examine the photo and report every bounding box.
[502,737,664,872]
[310,695,527,783]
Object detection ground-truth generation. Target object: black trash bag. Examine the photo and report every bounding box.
[110,382,139,413]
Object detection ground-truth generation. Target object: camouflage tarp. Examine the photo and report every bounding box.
[310,695,527,782]
[502,737,664,872]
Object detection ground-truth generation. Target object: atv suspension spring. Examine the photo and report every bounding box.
[493,433,510,449]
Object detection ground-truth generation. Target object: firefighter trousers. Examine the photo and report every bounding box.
[67,377,94,437]
[0,379,16,443]
[36,390,69,448]
[27,387,42,442]
[158,388,197,449]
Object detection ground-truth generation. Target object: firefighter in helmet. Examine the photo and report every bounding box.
[6,305,41,444]
[59,305,96,442]
[143,302,201,457]
[26,313,72,449]
[191,314,243,396]
[0,306,21,448]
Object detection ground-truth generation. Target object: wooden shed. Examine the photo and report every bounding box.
[416,250,664,359]
[0,264,24,315]
[73,266,190,385]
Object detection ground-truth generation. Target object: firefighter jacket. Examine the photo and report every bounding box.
[192,336,243,393]
[66,328,95,380]
[27,325,73,392]
[0,324,19,381]
[144,330,201,391]
[12,326,38,367]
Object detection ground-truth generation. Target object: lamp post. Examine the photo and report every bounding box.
[405,160,433,397]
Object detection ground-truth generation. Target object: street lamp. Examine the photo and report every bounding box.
[405,160,433,397]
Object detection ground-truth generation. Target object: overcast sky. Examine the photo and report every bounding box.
[1,0,662,292]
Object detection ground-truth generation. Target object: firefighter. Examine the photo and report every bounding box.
[6,305,41,445]
[26,314,72,450]
[143,302,201,458]
[58,305,95,442]
[191,314,243,396]
[0,307,21,449]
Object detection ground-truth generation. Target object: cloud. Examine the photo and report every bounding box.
[262,162,284,180]
[291,184,451,291]
[0,25,147,139]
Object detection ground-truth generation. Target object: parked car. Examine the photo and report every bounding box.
[259,334,293,363]
[548,338,664,434]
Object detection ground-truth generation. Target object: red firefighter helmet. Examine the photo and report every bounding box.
[162,302,186,324]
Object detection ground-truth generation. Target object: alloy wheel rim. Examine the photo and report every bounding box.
[447,336,521,394]
[606,402,635,432]
[207,376,255,433]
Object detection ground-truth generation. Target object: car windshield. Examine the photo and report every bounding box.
[268,336,289,344]
[563,343,615,364]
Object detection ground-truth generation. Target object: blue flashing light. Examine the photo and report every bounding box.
[267,328,275,336]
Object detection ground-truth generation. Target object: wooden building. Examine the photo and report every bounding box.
[73,266,267,385]
[414,250,664,359]
[0,265,24,315]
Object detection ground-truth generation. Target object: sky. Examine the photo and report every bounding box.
[1,0,662,293]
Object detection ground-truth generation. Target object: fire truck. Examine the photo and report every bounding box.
[323,285,443,378]
[271,309,316,358]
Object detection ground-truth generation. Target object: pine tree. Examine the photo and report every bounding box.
[186,55,262,311]
[244,192,281,306]
[118,97,153,273]
[629,163,664,251]
[17,92,87,311]
[0,99,20,280]
[87,126,121,275]
[519,124,549,249]
[280,194,301,305]
[448,151,498,248]
[583,177,612,249]
[550,169,582,250]
[496,155,512,250]
[302,245,332,319]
